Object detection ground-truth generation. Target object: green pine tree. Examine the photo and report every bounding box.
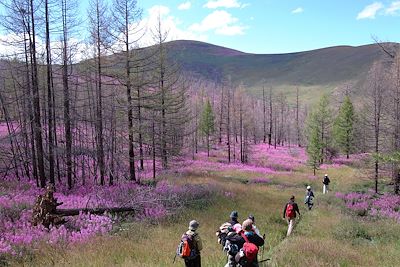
[305,94,332,174]
[199,99,215,157]
[307,124,322,178]
[333,96,355,158]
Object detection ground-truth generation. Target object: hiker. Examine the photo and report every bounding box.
[235,219,265,267]
[229,210,240,226]
[304,186,315,210]
[323,174,331,194]
[216,211,241,248]
[223,227,245,267]
[248,215,262,238]
[178,220,203,267]
[283,196,301,236]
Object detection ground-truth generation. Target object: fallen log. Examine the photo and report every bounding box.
[55,207,137,216]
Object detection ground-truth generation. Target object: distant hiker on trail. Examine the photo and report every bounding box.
[323,174,331,194]
[283,196,301,237]
[176,220,203,267]
[235,219,265,267]
[304,186,315,210]
[229,210,240,226]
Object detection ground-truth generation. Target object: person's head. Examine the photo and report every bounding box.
[188,220,199,231]
[290,195,295,201]
[242,219,253,232]
[248,214,255,223]
[230,210,238,220]
[307,185,311,191]
[325,174,328,177]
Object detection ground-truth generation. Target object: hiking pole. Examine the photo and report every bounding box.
[259,258,271,263]
[173,254,177,264]
[261,233,266,260]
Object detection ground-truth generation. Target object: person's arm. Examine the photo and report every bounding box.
[295,203,301,216]
[283,203,287,218]
[195,235,203,251]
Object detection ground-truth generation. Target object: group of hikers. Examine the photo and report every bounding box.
[176,174,331,267]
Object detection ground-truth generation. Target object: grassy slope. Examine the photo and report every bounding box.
[19,162,400,267]
[166,40,392,90]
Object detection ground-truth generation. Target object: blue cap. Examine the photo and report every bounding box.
[230,211,238,219]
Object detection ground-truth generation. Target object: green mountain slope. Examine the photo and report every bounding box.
[164,40,397,101]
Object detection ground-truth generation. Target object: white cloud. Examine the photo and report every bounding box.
[357,2,384,20]
[133,5,207,46]
[291,7,304,14]
[0,33,25,58]
[189,10,246,35]
[203,0,247,9]
[215,25,245,36]
[386,1,400,15]
[178,1,191,10]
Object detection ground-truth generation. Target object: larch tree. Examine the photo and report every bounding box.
[363,62,387,194]
[88,0,110,185]
[199,99,215,157]
[110,0,142,180]
[333,95,355,159]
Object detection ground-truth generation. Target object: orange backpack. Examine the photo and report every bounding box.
[177,234,197,259]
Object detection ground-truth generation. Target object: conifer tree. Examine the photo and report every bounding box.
[306,94,332,174]
[200,99,215,157]
[333,96,355,159]
[306,110,323,175]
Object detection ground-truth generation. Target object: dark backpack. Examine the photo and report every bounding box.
[240,233,259,263]
[216,222,232,246]
[286,203,295,218]
[176,234,197,260]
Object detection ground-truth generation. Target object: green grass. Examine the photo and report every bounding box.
[8,165,400,267]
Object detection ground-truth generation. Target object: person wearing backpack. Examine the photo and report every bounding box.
[323,174,331,194]
[223,227,245,267]
[283,196,301,237]
[304,186,315,210]
[177,220,203,267]
[216,211,241,249]
[235,219,264,267]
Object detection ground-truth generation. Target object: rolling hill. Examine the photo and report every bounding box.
[163,40,398,102]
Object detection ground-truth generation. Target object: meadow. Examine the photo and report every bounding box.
[1,144,400,267]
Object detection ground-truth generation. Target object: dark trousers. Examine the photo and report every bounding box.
[185,255,201,267]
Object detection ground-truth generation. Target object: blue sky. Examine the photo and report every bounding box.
[119,0,400,54]
[1,0,400,55]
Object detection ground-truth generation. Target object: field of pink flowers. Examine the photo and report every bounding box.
[174,144,308,182]
[336,191,400,222]
[0,140,396,262]
[0,179,214,256]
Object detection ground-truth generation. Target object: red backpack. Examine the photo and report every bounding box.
[286,203,295,218]
[241,233,259,262]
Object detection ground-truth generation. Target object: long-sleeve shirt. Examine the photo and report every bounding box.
[283,201,300,218]
[323,176,330,185]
